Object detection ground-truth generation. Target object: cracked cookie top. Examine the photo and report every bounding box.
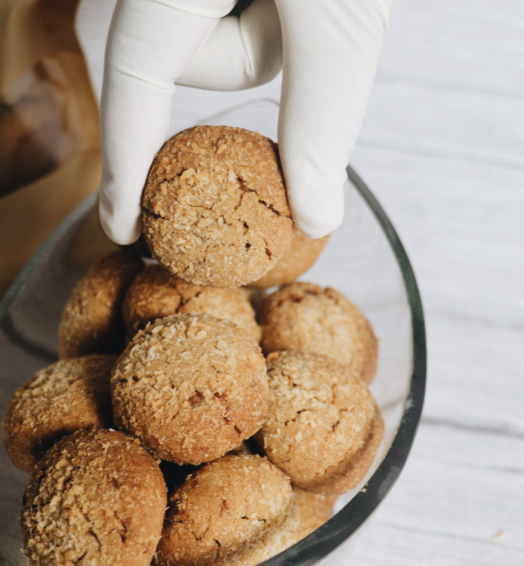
[3,355,115,473]
[142,126,293,288]
[156,454,298,566]
[122,264,261,342]
[260,282,378,385]
[111,313,268,465]
[256,351,383,495]
[21,429,166,566]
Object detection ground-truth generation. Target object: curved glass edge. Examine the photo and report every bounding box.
[258,166,427,566]
[0,193,97,322]
[0,169,426,566]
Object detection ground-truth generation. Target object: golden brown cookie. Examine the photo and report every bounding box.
[3,355,115,472]
[111,313,268,465]
[260,282,378,384]
[21,429,167,566]
[58,252,144,358]
[256,351,384,495]
[156,454,299,566]
[142,126,293,288]
[293,487,337,541]
[252,230,330,288]
[122,264,261,342]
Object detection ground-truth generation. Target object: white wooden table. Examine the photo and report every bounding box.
[348,1,524,564]
[75,1,524,563]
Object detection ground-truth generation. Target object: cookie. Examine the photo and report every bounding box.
[155,454,299,566]
[256,351,384,495]
[122,264,260,342]
[3,355,115,472]
[58,252,144,358]
[260,282,378,384]
[142,126,293,288]
[252,230,330,288]
[293,487,337,541]
[21,429,166,566]
[111,313,268,465]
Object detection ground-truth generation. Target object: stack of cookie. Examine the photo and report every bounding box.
[3,126,383,566]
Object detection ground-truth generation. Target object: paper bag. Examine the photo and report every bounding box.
[0,0,101,297]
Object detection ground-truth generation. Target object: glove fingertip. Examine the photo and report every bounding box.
[98,197,143,246]
[290,188,344,239]
[293,213,343,240]
[285,168,345,240]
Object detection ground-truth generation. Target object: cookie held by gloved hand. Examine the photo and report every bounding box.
[3,355,115,473]
[122,264,260,342]
[156,454,299,566]
[111,313,267,465]
[20,429,166,566]
[260,282,378,384]
[256,351,384,495]
[141,126,293,288]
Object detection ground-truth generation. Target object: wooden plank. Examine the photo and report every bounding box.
[347,0,524,563]
[349,423,524,565]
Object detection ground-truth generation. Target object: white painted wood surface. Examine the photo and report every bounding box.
[74,1,524,563]
[348,1,524,564]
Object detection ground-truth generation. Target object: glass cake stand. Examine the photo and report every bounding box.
[0,102,426,566]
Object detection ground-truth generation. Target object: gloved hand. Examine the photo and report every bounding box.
[98,0,398,245]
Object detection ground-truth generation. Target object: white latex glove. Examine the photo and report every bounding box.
[99,0,399,244]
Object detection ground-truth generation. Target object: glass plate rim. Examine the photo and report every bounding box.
[0,166,426,566]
